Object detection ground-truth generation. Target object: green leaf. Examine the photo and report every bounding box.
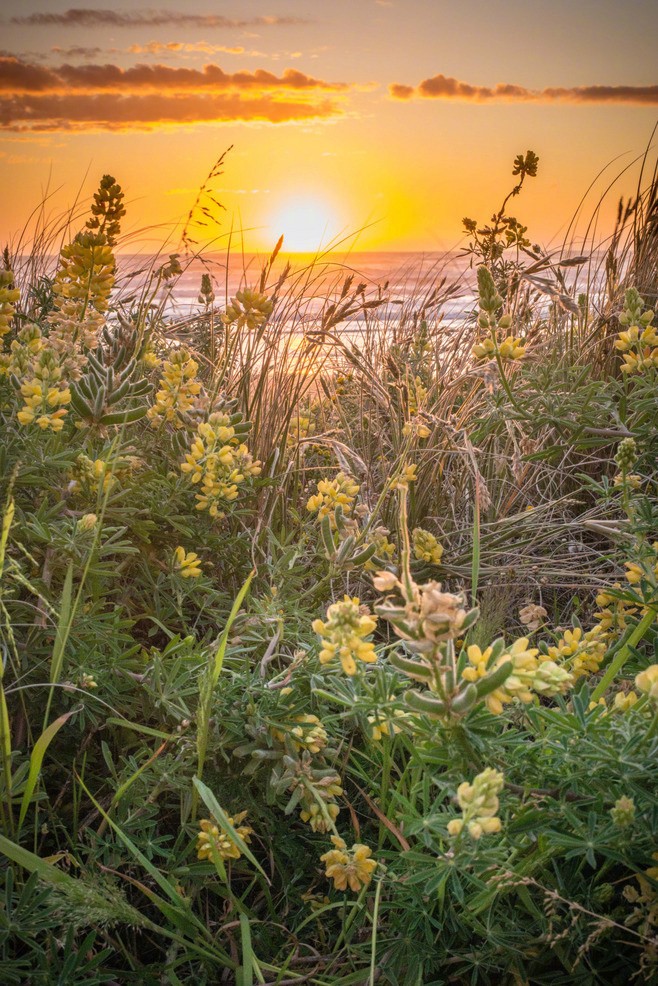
[18,708,78,830]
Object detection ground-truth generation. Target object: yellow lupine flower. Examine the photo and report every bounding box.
[147,349,202,427]
[546,625,606,679]
[635,665,658,705]
[613,690,639,712]
[320,836,377,892]
[389,463,418,490]
[222,288,273,331]
[173,546,202,578]
[180,413,261,518]
[412,528,444,565]
[300,801,340,833]
[447,767,504,840]
[0,269,20,341]
[312,596,377,676]
[306,472,359,525]
[196,812,252,861]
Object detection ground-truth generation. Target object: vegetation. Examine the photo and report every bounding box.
[0,150,657,985]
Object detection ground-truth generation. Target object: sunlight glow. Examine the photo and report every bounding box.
[267,195,342,253]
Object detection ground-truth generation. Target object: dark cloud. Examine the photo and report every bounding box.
[11,8,309,28]
[0,56,347,93]
[390,73,658,105]
[51,46,110,58]
[0,92,339,131]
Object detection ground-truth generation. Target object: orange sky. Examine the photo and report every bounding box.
[1,1,657,254]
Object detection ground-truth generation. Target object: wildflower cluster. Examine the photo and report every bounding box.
[364,526,396,570]
[312,595,377,675]
[407,375,428,414]
[447,767,504,839]
[320,836,377,892]
[298,773,343,832]
[306,472,360,527]
[180,412,261,518]
[595,585,638,632]
[614,288,658,374]
[375,574,469,647]
[287,414,316,445]
[16,349,71,432]
[625,541,658,592]
[147,349,202,427]
[196,813,252,862]
[222,288,273,332]
[463,637,572,714]
[472,267,526,362]
[0,268,19,341]
[48,232,115,362]
[68,454,115,496]
[412,527,443,565]
[271,714,328,754]
[545,625,607,680]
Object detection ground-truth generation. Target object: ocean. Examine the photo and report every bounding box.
[113,250,477,332]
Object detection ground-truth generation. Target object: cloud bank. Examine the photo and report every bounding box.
[10,8,308,29]
[0,55,347,131]
[389,74,658,105]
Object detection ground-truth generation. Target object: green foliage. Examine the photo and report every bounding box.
[0,159,657,984]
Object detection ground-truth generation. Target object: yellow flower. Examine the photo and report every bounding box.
[16,351,71,432]
[222,288,273,331]
[272,714,328,754]
[173,546,202,578]
[463,637,572,714]
[0,269,20,341]
[614,324,658,351]
[594,585,637,632]
[147,349,202,427]
[402,416,431,440]
[547,625,606,679]
[448,767,504,840]
[312,596,377,676]
[472,335,525,361]
[389,463,417,490]
[180,413,261,518]
[368,707,406,741]
[287,415,316,445]
[320,836,377,892]
[613,690,639,712]
[613,472,642,490]
[636,665,658,705]
[412,528,444,565]
[196,812,252,861]
[77,513,98,532]
[300,801,340,833]
[306,472,359,526]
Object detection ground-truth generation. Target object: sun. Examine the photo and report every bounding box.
[267,195,342,253]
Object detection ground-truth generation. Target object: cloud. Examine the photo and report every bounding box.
[11,8,309,28]
[128,42,257,57]
[0,56,347,94]
[0,92,339,131]
[51,46,112,58]
[389,73,658,105]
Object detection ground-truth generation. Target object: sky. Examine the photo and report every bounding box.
[0,0,657,254]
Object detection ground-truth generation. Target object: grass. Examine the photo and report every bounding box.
[0,148,656,984]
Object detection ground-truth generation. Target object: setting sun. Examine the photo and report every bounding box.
[266,195,344,253]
